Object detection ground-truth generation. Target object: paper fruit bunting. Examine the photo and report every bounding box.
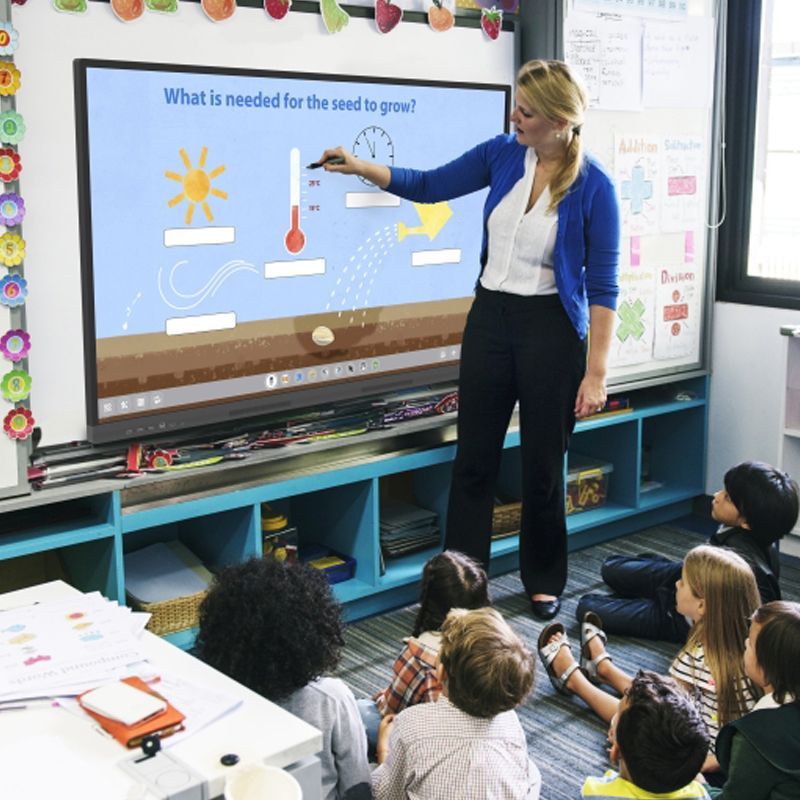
[320,0,350,34]
[111,0,145,21]
[201,0,236,21]
[265,0,291,20]
[426,0,454,31]
[0,192,24,226]
[145,0,178,11]
[0,24,19,57]
[0,149,21,183]
[0,112,25,146]
[0,274,27,307]
[3,406,34,440]
[375,0,402,33]
[0,233,24,268]
[52,0,88,12]
[480,6,502,39]
[0,329,30,362]
[1,369,31,403]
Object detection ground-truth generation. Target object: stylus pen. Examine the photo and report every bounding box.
[306,156,345,169]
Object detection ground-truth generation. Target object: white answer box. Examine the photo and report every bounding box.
[345,192,401,209]
[164,227,236,247]
[411,249,462,267]
[264,258,326,279]
[166,311,236,336]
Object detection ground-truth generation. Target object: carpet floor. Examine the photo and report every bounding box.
[335,519,800,800]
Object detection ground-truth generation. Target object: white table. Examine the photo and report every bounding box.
[0,581,323,800]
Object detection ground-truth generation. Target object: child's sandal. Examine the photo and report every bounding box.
[537,622,580,696]
[580,611,612,684]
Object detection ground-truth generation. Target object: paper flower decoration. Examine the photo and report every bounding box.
[0,329,30,362]
[3,406,34,440]
[0,274,27,307]
[0,192,24,226]
[0,62,20,96]
[0,233,24,267]
[0,24,19,57]
[0,112,24,145]
[0,149,21,182]
[1,369,31,402]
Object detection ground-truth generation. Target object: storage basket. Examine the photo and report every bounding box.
[491,501,521,539]
[128,590,208,637]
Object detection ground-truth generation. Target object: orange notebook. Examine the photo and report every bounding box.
[78,676,185,748]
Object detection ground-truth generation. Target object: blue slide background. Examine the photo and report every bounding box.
[84,66,508,339]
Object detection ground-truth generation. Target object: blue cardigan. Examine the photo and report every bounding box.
[387,134,620,340]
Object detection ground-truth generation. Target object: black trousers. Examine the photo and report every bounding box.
[444,285,586,597]
[576,554,689,643]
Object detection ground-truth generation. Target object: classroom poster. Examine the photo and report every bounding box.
[653,265,700,359]
[574,0,688,18]
[615,134,660,237]
[610,265,656,367]
[660,135,705,232]
[643,18,713,109]
[565,13,642,110]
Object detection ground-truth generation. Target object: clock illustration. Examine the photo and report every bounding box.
[353,126,395,186]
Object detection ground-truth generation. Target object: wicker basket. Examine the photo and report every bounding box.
[491,501,521,540]
[128,590,208,637]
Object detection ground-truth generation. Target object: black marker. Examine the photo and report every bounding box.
[306,156,345,169]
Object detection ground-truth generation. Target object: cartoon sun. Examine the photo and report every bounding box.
[165,146,227,225]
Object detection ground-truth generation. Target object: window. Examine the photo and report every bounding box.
[717,0,800,309]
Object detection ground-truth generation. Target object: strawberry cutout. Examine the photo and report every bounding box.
[426,0,454,32]
[265,0,291,19]
[480,6,502,40]
[375,0,402,34]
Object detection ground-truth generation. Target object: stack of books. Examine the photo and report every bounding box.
[380,501,440,559]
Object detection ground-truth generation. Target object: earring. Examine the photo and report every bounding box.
[555,132,562,140]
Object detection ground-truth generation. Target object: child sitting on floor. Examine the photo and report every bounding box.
[576,461,798,643]
[582,671,711,799]
[540,545,761,781]
[195,557,371,800]
[714,600,800,800]
[372,607,539,800]
[358,550,489,753]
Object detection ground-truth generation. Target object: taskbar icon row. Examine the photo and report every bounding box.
[264,359,382,389]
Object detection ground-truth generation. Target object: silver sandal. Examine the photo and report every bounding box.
[537,622,580,696]
[580,611,612,684]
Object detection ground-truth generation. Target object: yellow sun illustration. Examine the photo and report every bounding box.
[165,147,227,225]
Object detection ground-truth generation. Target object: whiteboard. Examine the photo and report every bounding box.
[12,3,516,446]
[564,0,718,386]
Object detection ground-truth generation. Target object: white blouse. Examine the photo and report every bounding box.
[480,148,558,297]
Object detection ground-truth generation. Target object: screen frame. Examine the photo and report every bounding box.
[74,58,511,444]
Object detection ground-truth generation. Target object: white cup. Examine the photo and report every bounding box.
[223,764,302,800]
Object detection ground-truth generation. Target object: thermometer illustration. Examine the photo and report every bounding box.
[284,148,307,255]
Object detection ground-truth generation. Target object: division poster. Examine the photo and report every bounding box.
[653,265,700,360]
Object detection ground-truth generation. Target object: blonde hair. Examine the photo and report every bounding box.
[439,607,534,718]
[680,545,761,727]
[516,59,588,213]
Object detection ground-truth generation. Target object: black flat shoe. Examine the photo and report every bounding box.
[531,597,561,621]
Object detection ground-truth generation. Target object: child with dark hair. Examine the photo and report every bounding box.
[358,550,489,754]
[582,671,711,799]
[576,461,798,643]
[715,601,800,800]
[372,607,540,800]
[195,558,370,800]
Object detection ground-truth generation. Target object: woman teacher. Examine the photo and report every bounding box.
[319,60,620,620]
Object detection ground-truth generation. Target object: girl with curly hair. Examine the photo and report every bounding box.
[195,557,370,800]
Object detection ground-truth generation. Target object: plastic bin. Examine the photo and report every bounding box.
[300,543,356,584]
[566,454,613,515]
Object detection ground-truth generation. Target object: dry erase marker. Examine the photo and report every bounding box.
[307,156,345,169]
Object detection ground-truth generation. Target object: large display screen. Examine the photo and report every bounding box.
[75,60,510,443]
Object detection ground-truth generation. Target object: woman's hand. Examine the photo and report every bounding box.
[575,372,607,419]
[316,146,392,189]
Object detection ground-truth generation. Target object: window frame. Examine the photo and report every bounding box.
[716,0,800,310]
